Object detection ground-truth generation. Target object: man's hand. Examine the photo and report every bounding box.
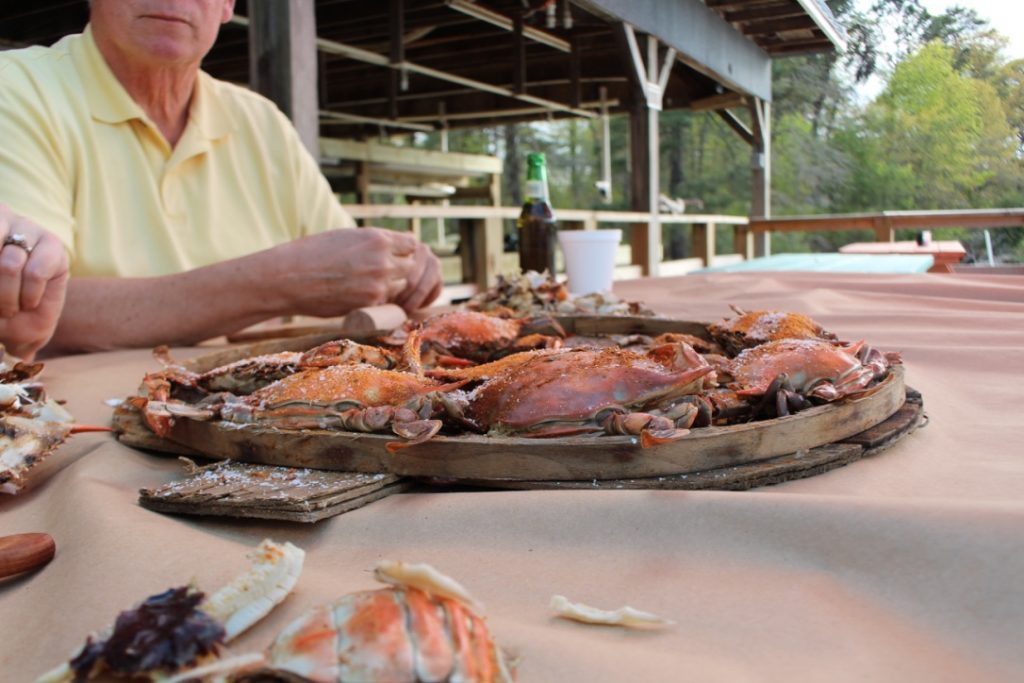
[268,228,443,317]
[0,204,69,360]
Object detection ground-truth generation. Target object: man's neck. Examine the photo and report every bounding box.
[93,37,198,148]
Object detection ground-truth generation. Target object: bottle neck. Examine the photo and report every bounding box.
[525,164,549,203]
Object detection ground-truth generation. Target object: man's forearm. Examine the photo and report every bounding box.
[47,252,285,353]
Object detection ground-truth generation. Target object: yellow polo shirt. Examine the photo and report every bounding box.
[0,26,353,278]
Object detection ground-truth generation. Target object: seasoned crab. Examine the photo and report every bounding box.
[708,305,838,355]
[382,309,565,366]
[185,364,467,451]
[132,337,415,438]
[446,343,714,447]
[707,338,890,421]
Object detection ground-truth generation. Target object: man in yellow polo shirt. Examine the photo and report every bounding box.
[0,0,441,358]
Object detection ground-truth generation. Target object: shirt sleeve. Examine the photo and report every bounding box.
[0,63,76,257]
[285,116,355,235]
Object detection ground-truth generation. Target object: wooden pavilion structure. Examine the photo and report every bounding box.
[1,0,846,275]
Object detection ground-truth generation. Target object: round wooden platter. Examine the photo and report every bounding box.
[113,316,914,487]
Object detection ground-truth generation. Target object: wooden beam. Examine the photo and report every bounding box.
[388,0,404,120]
[247,0,319,155]
[739,15,818,36]
[582,0,773,100]
[716,109,754,145]
[690,92,746,112]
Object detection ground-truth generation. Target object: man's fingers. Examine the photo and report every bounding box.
[386,277,409,300]
[0,240,30,317]
[20,236,68,310]
[396,245,442,312]
[386,230,419,257]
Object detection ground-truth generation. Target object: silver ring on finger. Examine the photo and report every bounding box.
[2,232,33,255]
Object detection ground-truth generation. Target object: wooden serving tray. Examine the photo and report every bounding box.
[113,317,910,485]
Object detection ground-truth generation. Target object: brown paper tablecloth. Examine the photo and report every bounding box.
[2,272,1023,682]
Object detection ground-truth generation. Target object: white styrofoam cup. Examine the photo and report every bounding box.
[557,229,622,294]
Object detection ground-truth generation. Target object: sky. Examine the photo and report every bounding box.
[916,0,1024,59]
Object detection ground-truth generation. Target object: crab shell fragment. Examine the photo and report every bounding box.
[262,561,513,683]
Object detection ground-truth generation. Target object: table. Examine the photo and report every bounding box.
[3,272,1023,682]
[839,240,967,273]
[696,252,934,274]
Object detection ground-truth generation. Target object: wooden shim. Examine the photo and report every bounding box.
[138,461,411,523]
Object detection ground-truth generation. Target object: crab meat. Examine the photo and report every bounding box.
[447,343,714,447]
[550,594,675,629]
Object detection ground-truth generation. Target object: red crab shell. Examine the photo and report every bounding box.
[217,365,466,450]
[728,338,875,401]
[458,344,713,445]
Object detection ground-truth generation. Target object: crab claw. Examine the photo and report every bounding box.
[387,419,443,452]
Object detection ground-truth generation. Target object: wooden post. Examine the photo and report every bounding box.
[458,218,503,289]
[248,0,319,156]
[732,225,754,260]
[691,222,716,268]
[749,97,772,258]
[873,216,894,242]
[478,216,505,288]
[623,26,673,278]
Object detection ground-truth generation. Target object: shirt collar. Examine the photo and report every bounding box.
[74,24,236,142]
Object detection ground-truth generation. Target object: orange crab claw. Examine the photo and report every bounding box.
[69,425,113,434]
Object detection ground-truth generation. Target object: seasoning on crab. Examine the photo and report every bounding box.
[446,343,714,447]
[707,306,838,355]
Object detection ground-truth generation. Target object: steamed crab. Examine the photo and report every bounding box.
[133,337,416,438]
[705,338,899,422]
[163,363,467,452]
[444,343,715,447]
[382,309,566,366]
[708,305,838,355]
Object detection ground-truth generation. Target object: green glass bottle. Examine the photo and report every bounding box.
[516,152,557,275]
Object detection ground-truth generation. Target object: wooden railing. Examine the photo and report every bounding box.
[344,204,749,289]
[343,205,1024,295]
[750,208,1024,241]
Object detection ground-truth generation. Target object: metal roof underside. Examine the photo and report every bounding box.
[0,0,845,139]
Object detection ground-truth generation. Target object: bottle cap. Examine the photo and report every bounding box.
[527,152,546,166]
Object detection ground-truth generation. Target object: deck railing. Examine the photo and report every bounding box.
[344,205,1024,294]
[344,204,749,290]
